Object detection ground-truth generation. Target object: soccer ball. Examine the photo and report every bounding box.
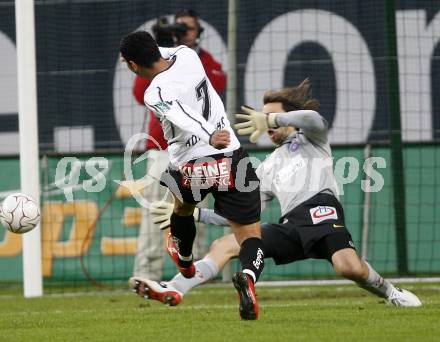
[0,193,40,234]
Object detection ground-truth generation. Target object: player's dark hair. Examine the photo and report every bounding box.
[119,31,161,68]
[263,78,320,112]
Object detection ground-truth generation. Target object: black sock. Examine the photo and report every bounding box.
[170,213,196,262]
[239,237,265,283]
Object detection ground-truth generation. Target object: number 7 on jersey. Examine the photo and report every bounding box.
[196,78,211,121]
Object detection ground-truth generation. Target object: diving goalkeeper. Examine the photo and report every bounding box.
[129,79,421,308]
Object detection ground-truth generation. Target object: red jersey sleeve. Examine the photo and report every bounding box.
[132,76,151,105]
[199,48,227,94]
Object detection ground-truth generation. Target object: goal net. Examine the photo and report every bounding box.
[0,0,439,292]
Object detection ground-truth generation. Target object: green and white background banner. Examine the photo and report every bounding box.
[1,146,439,284]
[0,0,439,286]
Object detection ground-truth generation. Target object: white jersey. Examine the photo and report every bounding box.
[199,110,341,227]
[144,46,240,166]
[256,111,339,216]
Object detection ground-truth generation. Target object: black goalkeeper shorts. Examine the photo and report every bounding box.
[160,148,260,225]
[261,193,355,263]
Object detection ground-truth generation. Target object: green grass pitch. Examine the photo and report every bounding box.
[1,282,439,341]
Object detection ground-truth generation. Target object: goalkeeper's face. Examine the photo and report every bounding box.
[263,102,296,146]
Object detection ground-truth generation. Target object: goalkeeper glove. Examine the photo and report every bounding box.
[234,105,278,143]
[149,201,200,230]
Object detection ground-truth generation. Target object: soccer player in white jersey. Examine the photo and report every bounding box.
[129,79,422,309]
[119,31,264,320]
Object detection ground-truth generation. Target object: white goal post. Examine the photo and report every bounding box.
[16,0,43,297]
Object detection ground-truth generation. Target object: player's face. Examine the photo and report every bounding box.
[175,16,199,48]
[263,102,296,145]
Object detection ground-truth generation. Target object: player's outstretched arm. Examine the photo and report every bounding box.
[234,106,277,143]
[275,110,328,133]
[149,200,230,227]
[234,106,328,142]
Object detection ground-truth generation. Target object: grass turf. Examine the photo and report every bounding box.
[0,282,439,341]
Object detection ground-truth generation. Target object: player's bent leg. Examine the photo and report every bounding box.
[166,232,196,279]
[207,233,240,263]
[332,248,393,299]
[167,195,197,278]
[172,194,196,216]
[229,220,260,244]
[229,220,264,320]
[229,220,264,283]
[332,248,422,307]
[128,277,182,306]
[167,234,239,296]
[359,259,421,307]
[132,235,240,306]
[332,248,369,283]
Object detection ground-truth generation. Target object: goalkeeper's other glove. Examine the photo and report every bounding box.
[149,201,200,230]
[234,105,278,143]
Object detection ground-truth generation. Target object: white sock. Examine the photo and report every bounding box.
[178,253,193,262]
[358,261,394,298]
[242,269,256,283]
[168,257,219,295]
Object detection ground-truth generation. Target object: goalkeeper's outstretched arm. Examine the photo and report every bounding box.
[198,208,229,226]
[235,106,328,143]
[275,110,327,133]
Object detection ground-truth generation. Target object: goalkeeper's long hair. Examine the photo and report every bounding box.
[263,78,320,112]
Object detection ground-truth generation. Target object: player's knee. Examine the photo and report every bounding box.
[210,234,239,257]
[229,221,261,245]
[209,237,222,252]
[333,259,366,282]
